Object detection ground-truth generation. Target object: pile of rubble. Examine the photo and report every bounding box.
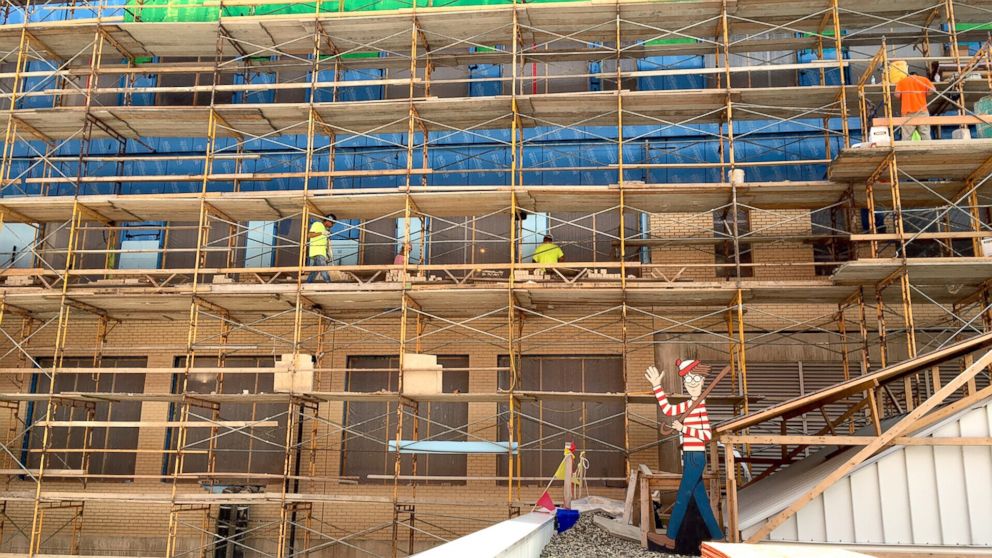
[541,512,692,558]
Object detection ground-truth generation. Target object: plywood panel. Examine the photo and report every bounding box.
[830,140,992,182]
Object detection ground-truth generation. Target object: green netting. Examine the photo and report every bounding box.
[125,0,574,22]
[957,22,992,31]
[318,52,380,59]
[643,37,696,46]
[976,95,992,139]
[126,0,215,22]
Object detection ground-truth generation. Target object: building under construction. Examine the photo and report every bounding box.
[0,0,991,555]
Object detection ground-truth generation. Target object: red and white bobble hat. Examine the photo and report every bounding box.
[675,359,700,377]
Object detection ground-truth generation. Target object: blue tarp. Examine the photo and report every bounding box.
[387,440,519,454]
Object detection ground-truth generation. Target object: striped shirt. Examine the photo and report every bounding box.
[653,387,712,451]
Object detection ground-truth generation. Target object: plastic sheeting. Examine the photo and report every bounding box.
[124,0,577,22]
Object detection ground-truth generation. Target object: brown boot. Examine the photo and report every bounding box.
[646,531,676,550]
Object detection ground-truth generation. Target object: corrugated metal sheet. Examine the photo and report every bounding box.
[739,397,992,548]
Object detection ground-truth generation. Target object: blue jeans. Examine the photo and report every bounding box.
[306,254,331,283]
[668,450,724,540]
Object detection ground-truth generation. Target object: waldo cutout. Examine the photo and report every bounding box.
[645,360,724,545]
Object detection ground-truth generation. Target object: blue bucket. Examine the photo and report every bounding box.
[555,508,580,533]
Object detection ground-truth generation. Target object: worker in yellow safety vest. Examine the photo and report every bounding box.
[306,214,336,283]
[532,234,564,275]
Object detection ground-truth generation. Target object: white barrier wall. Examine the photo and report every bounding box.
[413,512,556,558]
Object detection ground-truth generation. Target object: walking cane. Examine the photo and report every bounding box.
[659,364,732,436]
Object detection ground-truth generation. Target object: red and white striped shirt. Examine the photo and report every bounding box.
[653,387,711,451]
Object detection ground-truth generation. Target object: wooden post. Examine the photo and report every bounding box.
[623,469,639,525]
[724,442,739,542]
[563,443,574,508]
[867,388,883,435]
[639,475,653,548]
[963,353,977,396]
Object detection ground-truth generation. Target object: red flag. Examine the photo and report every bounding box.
[535,491,555,512]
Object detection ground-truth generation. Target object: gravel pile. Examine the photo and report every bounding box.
[541,512,694,558]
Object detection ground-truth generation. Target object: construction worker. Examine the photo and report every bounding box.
[306,214,336,283]
[393,242,411,266]
[894,71,936,140]
[532,234,564,274]
[645,360,723,547]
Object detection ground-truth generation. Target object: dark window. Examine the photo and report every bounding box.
[429,214,510,270]
[714,208,753,278]
[811,207,852,276]
[902,208,975,258]
[548,211,635,263]
[165,356,288,477]
[342,355,469,483]
[496,355,625,485]
[26,357,146,477]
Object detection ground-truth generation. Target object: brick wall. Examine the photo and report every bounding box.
[0,205,972,555]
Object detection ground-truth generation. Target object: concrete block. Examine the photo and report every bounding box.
[952,127,972,140]
[91,278,144,285]
[3,275,34,286]
[402,353,442,395]
[274,353,314,393]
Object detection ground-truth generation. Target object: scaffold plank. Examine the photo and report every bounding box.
[830,140,992,182]
[832,258,992,286]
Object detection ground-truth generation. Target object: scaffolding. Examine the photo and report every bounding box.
[0,0,992,555]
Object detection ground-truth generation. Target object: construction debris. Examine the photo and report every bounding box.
[540,512,690,558]
[570,495,625,516]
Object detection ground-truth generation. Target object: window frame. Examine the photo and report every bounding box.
[162,355,287,480]
[22,356,147,479]
[496,355,625,486]
[340,355,470,484]
[714,208,754,278]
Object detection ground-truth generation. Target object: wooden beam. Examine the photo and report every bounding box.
[745,347,992,542]
[33,420,279,428]
[740,397,872,487]
[0,469,85,476]
[718,332,992,433]
[722,434,992,446]
[850,231,992,241]
[10,116,54,143]
[867,387,883,435]
[872,115,992,126]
